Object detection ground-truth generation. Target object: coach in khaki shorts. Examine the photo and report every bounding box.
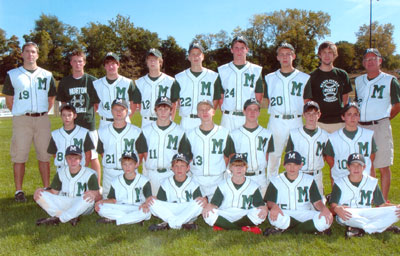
[2,42,57,202]
[355,48,400,201]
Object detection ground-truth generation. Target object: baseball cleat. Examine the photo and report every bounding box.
[386,226,400,234]
[36,217,61,226]
[182,223,198,230]
[263,227,285,236]
[212,226,224,231]
[69,217,80,226]
[241,226,262,234]
[15,191,27,203]
[315,228,332,236]
[96,217,115,224]
[345,226,365,238]
[148,222,169,231]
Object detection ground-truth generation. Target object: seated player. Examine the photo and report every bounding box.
[95,151,152,225]
[47,103,94,170]
[286,101,329,197]
[264,151,332,236]
[34,145,101,226]
[146,153,207,231]
[202,153,268,234]
[330,153,400,238]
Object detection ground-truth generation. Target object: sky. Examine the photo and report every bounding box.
[0,0,399,53]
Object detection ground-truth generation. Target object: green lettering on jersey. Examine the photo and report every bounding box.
[359,190,372,206]
[73,138,83,150]
[124,139,135,152]
[158,85,169,97]
[371,85,385,99]
[201,81,211,96]
[243,74,255,88]
[167,135,178,150]
[358,142,370,156]
[37,77,47,90]
[280,203,288,210]
[301,156,306,165]
[135,188,141,203]
[257,136,267,151]
[241,195,253,209]
[297,186,309,202]
[185,191,193,202]
[211,139,223,154]
[316,142,326,156]
[290,81,303,96]
[116,87,126,99]
[76,182,87,196]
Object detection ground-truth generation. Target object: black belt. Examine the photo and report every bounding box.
[189,114,199,118]
[144,116,157,121]
[101,116,114,122]
[224,110,244,116]
[157,168,167,173]
[302,170,320,176]
[113,168,123,171]
[25,112,47,117]
[359,118,385,126]
[245,170,263,176]
[274,114,301,120]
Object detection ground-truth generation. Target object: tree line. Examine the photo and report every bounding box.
[0,9,399,84]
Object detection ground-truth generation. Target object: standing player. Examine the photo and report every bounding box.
[323,103,377,186]
[93,52,135,128]
[57,50,101,178]
[202,153,268,234]
[175,42,222,130]
[264,43,309,178]
[218,35,263,131]
[330,153,400,237]
[138,97,185,195]
[286,101,329,196]
[230,98,274,195]
[133,48,177,127]
[263,151,332,236]
[355,48,400,201]
[34,145,101,226]
[146,153,207,231]
[47,104,94,170]
[179,100,234,198]
[304,41,353,133]
[97,99,144,198]
[95,151,152,225]
[2,42,56,202]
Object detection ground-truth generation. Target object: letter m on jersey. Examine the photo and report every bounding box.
[359,190,372,206]
[116,87,126,99]
[243,74,255,88]
[37,77,47,90]
[358,142,369,156]
[124,139,135,151]
[73,138,83,150]
[290,82,303,96]
[158,85,169,97]
[241,195,253,209]
[316,142,326,156]
[185,191,193,202]
[76,182,87,196]
[371,85,385,99]
[201,82,211,96]
[211,139,223,154]
[167,135,179,150]
[297,186,309,202]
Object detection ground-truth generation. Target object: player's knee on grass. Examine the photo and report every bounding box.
[268,212,290,230]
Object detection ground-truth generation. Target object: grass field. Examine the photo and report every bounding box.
[1,110,400,256]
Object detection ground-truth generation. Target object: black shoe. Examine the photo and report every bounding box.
[315,228,332,236]
[386,225,400,234]
[182,223,198,230]
[148,222,170,231]
[15,191,27,202]
[96,217,115,224]
[69,217,80,226]
[36,217,60,226]
[263,227,285,236]
[345,226,365,238]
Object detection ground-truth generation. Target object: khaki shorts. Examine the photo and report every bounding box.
[317,122,345,134]
[11,114,51,163]
[360,118,393,168]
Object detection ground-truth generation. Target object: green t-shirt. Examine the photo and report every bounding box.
[50,169,99,191]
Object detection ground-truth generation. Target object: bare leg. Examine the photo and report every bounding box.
[14,163,26,191]
[379,166,391,201]
[38,161,50,188]
[91,158,102,185]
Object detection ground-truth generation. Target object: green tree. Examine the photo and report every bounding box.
[334,41,356,73]
[160,36,187,76]
[0,34,22,84]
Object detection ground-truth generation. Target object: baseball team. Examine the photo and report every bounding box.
[3,36,400,238]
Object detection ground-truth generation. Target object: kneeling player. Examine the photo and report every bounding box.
[202,153,268,234]
[34,145,101,226]
[146,153,207,231]
[264,151,332,236]
[95,151,152,225]
[330,153,400,238]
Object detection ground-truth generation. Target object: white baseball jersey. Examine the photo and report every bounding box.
[218,62,262,111]
[289,127,329,172]
[265,69,309,115]
[160,176,200,203]
[135,73,175,118]
[142,122,184,170]
[355,72,395,121]
[51,125,89,167]
[186,125,229,187]
[217,178,260,210]
[230,126,272,174]
[98,123,141,169]
[93,75,133,118]
[335,174,378,208]
[111,173,149,206]
[270,172,316,211]
[329,128,374,180]
[57,166,97,197]
[175,68,219,117]
[7,67,53,115]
